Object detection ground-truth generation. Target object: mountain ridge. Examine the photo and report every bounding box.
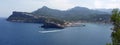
[7,6,112,28]
[31,6,111,22]
[7,6,112,23]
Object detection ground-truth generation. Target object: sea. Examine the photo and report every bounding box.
[0,18,113,45]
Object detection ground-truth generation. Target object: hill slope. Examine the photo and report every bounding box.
[31,6,111,22]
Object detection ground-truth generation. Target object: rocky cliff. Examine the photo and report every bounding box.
[7,11,47,23]
[7,11,68,29]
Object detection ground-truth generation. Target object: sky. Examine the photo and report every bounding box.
[0,0,120,17]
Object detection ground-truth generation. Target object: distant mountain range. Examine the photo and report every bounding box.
[7,6,112,23]
[31,6,111,22]
[96,9,112,14]
[7,6,113,28]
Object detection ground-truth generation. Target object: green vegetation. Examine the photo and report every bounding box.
[45,17,66,25]
[32,6,111,22]
[111,9,120,45]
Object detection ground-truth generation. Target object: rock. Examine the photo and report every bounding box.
[7,11,67,29]
[7,11,46,23]
[41,22,65,29]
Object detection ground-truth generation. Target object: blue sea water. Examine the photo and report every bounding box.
[0,18,112,45]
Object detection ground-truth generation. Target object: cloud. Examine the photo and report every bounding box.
[0,0,120,17]
[44,0,76,10]
[94,0,103,8]
[111,0,117,2]
[94,0,120,9]
[11,0,76,11]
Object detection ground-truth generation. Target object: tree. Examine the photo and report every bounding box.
[111,9,120,45]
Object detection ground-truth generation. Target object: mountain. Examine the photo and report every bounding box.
[32,6,64,17]
[7,6,112,28]
[31,6,111,22]
[7,11,46,23]
[32,6,109,17]
[96,9,113,14]
[7,6,112,23]
[7,11,68,28]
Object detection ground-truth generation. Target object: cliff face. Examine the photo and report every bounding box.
[7,11,67,29]
[41,22,65,29]
[7,6,112,29]
[7,11,46,23]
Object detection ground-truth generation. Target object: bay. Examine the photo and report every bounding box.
[0,18,112,45]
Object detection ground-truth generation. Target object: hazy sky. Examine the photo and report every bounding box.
[0,0,120,17]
